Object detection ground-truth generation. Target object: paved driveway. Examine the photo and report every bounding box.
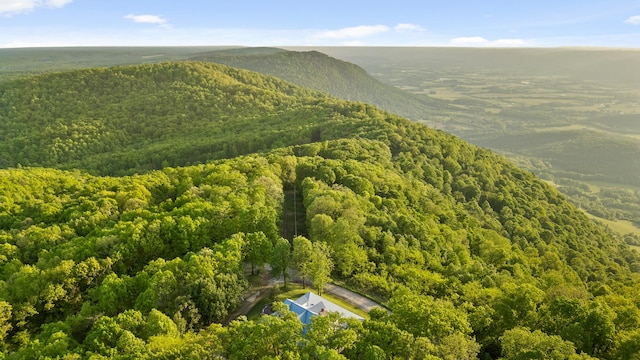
[323,283,388,313]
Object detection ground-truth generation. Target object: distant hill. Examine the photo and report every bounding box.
[190,48,445,120]
[0,46,231,81]
[0,61,330,175]
[306,46,640,85]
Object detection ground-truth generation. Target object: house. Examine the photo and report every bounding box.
[283,292,364,326]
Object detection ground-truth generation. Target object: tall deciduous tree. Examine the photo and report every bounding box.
[243,232,272,275]
[0,301,11,350]
[500,327,595,360]
[226,302,303,359]
[291,236,313,288]
[309,241,333,295]
[270,237,291,287]
[306,312,361,357]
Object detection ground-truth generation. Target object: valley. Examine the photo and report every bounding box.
[301,47,640,236]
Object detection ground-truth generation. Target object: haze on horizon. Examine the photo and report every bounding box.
[1,0,640,49]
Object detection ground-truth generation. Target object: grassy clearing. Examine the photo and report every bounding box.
[419,89,462,100]
[585,213,640,236]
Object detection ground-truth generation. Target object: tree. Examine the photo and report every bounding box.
[348,318,415,359]
[581,300,616,357]
[612,329,640,360]
[493,282,545,331]
[0,301,11,350]
[226,302,303,359]
[270,237,291,287]
[291,236,313,288]
[243,232,272,275]
[500,327,595,360]
[309,241,333,295]
[433,333,481,360]
[142,309,180,340]
[306,312,360,357]
[388,289,471,339]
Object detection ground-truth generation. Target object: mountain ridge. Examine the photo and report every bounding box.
[190,48,445,120]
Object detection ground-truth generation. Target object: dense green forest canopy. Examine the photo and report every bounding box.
[0,61,336,175]
[2,47,638,234]
[1,61,640,359]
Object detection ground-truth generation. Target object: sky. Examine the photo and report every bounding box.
[1,0,640,48]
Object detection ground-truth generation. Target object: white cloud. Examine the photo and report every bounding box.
[450,36,527,47]
[0,0,72,16]
[124,14,168,26]
[450,36,489,45]
[625,15,640,25]
[394,23,425,32]
[316,25,390,39]
[493,38,527,46]
[46,0,69,7]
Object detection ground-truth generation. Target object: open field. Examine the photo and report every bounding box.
[585,213,640,236]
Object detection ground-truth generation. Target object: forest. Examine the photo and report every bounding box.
[1,61,640,359]
[2,46,639,237]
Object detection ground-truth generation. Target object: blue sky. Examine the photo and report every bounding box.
[1,0,640,48]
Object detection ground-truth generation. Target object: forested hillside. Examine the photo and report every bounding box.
[1,62,640,359]
[3,47,637,234]
[190,48,443,120]
[0,62,330,175]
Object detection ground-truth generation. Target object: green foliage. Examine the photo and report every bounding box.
[225,303,304,359]
[243,232,272,275]
[291,236,313,288]
[270,237,291,286]
[0,61,327,175]
[306,312,361,357]
[309,242,334,296]
[388,289,471,339]
[1,58,640,359]
[500,327,596,360]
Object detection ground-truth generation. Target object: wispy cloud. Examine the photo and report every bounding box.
[124,14,168,26]
[0,0,72,16]
[450,36,489,46]
[625,15,640,25]
[450,36,527,47]
[394,23,425,32]
[316,25,390,39]
[493,38,527,46]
